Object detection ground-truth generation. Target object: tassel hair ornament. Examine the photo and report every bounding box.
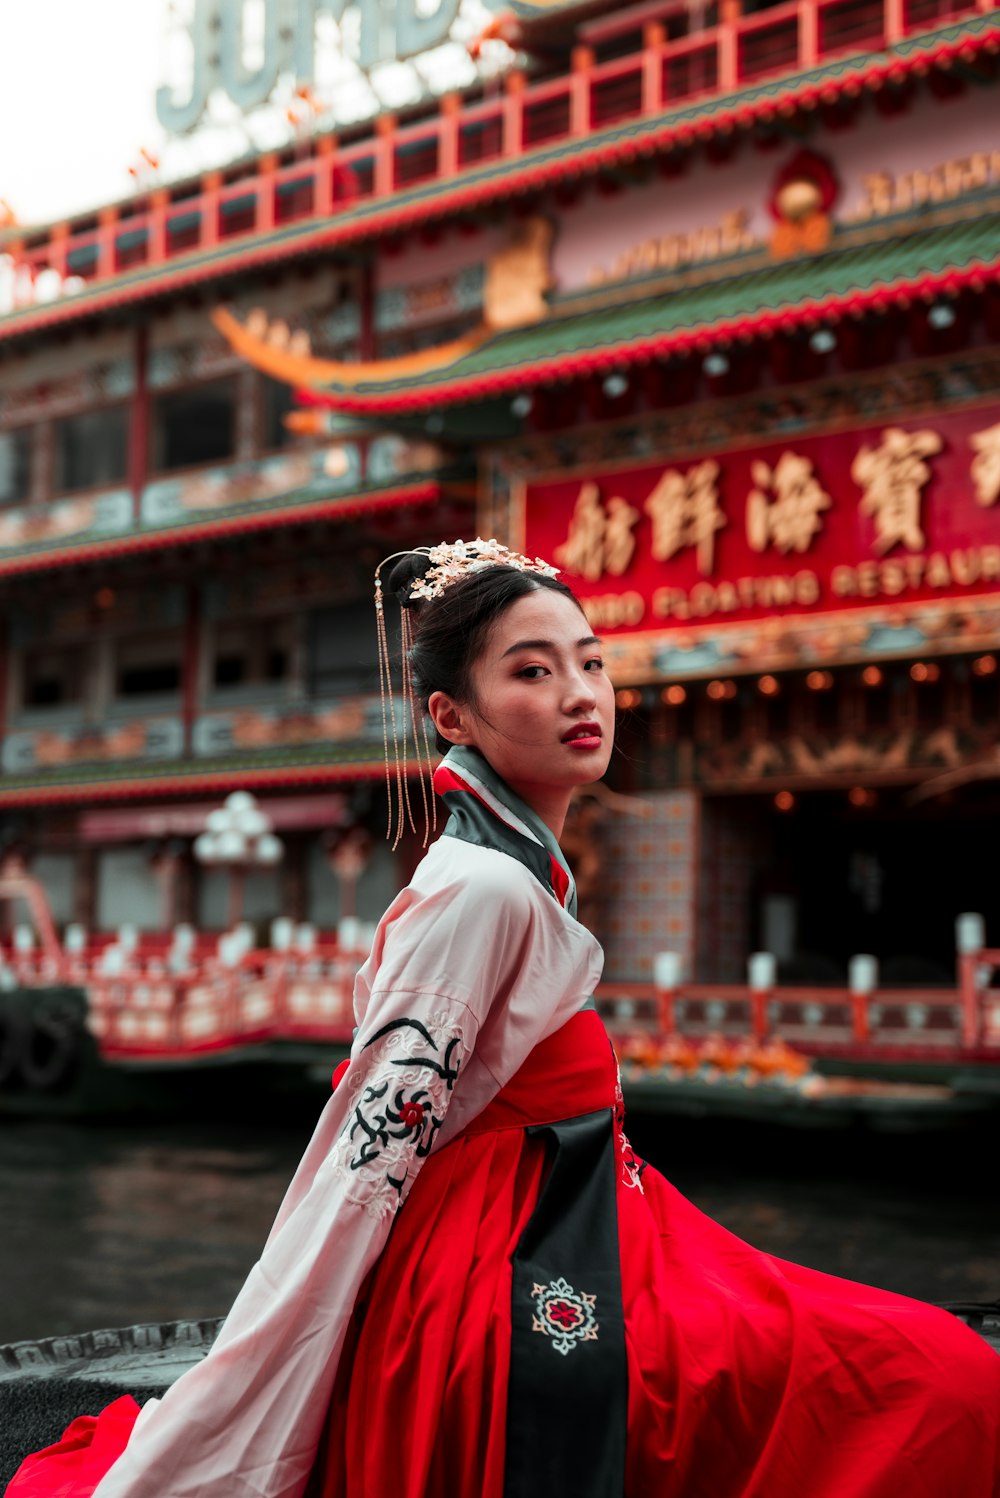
[374,538,560,849]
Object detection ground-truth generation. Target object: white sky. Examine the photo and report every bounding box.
[1,1,166,227]
[0,0,503,230]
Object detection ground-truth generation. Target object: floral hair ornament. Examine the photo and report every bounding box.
[374,539,561,850]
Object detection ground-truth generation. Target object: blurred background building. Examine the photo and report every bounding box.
[0,0,998,991]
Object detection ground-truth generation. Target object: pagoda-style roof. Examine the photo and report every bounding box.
[0,744,397,810]
[272,203,1000,414]
[2,8,997,345]
[0,472,466,581]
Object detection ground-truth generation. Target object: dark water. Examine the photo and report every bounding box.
[0,1111,997,1346]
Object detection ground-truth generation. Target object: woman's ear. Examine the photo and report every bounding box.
[428,690,474,745]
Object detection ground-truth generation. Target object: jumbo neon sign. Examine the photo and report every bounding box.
[157,0,471,133]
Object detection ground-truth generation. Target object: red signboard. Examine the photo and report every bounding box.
[522,406,1000,635]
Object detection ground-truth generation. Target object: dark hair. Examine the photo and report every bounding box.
[386,558,582,751]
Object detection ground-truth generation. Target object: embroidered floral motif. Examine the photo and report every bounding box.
[531,1276,599,1356]
[333,1011,471,1219]
[613,1056,647,1194]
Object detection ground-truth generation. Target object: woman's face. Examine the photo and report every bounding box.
[429,588,615,835]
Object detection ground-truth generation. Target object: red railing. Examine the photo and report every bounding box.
[85,944,361,1057]
[596,970,1000,1057]
[3,0,993,313]
[4,941,995,1063]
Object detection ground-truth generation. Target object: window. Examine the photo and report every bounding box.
[21,646,86,708]
[0,427,32,506]
[197,866,281,932]
[54,406,128,493]
[261,378,296,452]
[307,602,380,697]
[971,671,999,728]
[115,634,182,699]
[151,377,237,472]
[32,853,77,926]
[96,848,161,932]
[212,619,291,689]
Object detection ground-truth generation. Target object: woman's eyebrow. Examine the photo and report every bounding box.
[500,635,602,658]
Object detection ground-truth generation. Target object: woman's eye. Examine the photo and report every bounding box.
[517,665,548,679]
[584,657,605,672]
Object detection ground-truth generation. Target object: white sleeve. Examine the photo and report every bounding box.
[92,849,595,1498]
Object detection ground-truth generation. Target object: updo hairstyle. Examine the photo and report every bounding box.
[386,556,582,751]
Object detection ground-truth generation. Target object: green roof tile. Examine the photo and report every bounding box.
[324,207,1000,403]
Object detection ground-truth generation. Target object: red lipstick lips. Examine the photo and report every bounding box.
[561,721,602,746]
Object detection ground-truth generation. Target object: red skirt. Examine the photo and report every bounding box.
[9,1011,1000,1498]
[316,1009,1000,1497]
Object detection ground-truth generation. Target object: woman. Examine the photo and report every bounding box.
[8,540,1000,1498]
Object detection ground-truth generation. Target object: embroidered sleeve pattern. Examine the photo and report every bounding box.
[332,1010,474,1219]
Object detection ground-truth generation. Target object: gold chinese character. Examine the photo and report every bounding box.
[554,481,638,581]
[603,496,640,576]
[851,427,943,555]
[746,452,831,554]
[645,459,724,577]
[971,421,1000,508]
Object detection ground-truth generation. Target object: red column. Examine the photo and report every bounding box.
[201,170,223,249]
[439,93,461,178]
[315,134,336,216]
[503,71,525,157]
[643,22,665,113]
[97,207,118,280]
[257,154,278,233]
[719,0,741,90]
[799,0,819,68]
[374,115,396,198]
[48,223,69,280]
[570,46,594,137]
[148,188,169,264]
[959,951,981,1049]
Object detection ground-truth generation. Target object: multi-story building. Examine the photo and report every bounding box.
[2,0,999,991]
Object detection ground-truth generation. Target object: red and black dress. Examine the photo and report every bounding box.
[8,746,1000,1498]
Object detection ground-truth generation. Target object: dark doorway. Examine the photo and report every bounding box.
[746,786,997,985]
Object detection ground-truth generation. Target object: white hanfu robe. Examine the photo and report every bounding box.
[91,750,601,1498]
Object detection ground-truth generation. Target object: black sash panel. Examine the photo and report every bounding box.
[504,1110,627,1498]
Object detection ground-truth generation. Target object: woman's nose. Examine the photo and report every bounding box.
[565,670,598,711]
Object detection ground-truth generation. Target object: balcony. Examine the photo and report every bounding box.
[2,0,994,331]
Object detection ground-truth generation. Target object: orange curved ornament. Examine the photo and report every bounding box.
[211,306,493,391]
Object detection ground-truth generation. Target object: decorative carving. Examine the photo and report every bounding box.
[769,150,839,258]
[483,216,555,331]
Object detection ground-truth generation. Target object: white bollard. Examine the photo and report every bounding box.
[653,952,683,989]
[13,925,35,954]
[956,913,985,955]
[64,923,87,955]
[172,923,196,953]
[117,924,139,954]
[849,954,878,995]
[747,951,777,990]
[295,923,317,955]
[271,917,294,952]
[337,916,362,952]
[218,932,241,968]
[99,944,126,977]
